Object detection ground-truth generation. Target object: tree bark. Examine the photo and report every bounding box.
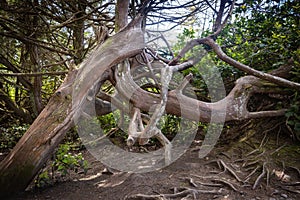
[0,70,75,197]
[73,1,86,65]
[0,17,145,198]
[115,0,130,32]
[114,61,287,123]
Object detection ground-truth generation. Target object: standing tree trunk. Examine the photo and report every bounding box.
[116,0,130,32]
[73,1,86,65]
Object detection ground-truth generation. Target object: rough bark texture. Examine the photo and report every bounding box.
[0,18,145,198]
[115,0,130,32]
[0,70,76,197]
[114,61,286,123]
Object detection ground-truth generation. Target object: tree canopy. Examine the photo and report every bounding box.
[0,0,299,123]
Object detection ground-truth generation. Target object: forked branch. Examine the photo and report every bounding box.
[114,57,287,123]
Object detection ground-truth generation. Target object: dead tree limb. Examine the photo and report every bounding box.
[114,58,287,123]
[173,37,300,91]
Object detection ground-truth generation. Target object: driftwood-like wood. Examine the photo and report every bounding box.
[115,60,286,123]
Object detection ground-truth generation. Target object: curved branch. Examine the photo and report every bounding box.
[203,38,300,91]
[114,60,287,123]
[0,71,68,77]
[213,0,235,37]
[172,36,300,91]
[0,89,33,123]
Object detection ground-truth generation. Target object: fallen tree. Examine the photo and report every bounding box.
[0,0,299,197]
[0,15,145,197]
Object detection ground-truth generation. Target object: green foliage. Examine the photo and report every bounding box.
[34,139,89,188]
[34,142,89,188]
[97,111,129,140]
[286,95,300,141]
[172,27,234,99]
[41,75,64,101]
[172,28,210,99]
[182,28,196,39]
[290,49,300,83]
[160,114,180,138]
[34,170,51,188]
[0,123,29,150]
[172,27,198,58]
[52,143,88,176]
[219,0,300,73]
[98,112,118,133]
[198,121,208,132]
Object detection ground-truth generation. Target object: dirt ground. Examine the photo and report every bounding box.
[7,128,300,200]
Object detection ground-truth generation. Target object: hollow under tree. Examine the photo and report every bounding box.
[0,0,299,197]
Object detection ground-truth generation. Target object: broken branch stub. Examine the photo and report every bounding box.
[117,59,174,164]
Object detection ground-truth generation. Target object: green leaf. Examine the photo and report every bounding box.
[295,123,300,131]
[57,165,65,171]
[285,112,294,117]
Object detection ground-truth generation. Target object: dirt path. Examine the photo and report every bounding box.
[10,134,300,200]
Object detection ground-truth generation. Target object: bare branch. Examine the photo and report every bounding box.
[0,54,32,88]
[0,71,68,77]
[213,0,235,37]
[113,56,288,123]
[172,36,300,91]
[204,37,300,90]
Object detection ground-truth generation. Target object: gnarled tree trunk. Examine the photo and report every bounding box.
[0,18,145,198]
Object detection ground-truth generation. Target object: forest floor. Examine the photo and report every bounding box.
[7,126,300,200]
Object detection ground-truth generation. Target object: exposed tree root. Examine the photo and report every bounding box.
[125,126,300,200]
[220,125,300,194]
[83,127,120,147]
[252,162,268,189]
[189,174,242,195]
[280,186,300,194]
[191,122,300,196]
[211,178,239,192]
[125,187,223,200]
[218,159,243,182]
[287,166,300,178]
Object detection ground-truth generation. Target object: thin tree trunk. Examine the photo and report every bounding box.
[115,0,130,32]
[73,1,86,65]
